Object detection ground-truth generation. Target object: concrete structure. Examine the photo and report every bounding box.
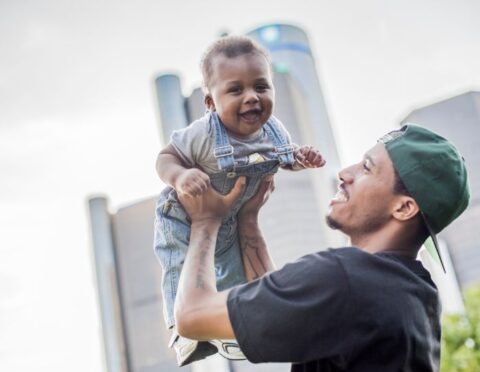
[402,91,480,289]
[154,74,189,143]
[89,197,129,372]
[90,24,345,372]
[89,196,187,372]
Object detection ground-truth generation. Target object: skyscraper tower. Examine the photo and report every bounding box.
[249,24,345,253]
[248,24,341,176]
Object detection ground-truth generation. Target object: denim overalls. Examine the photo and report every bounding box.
[154,112,295,328]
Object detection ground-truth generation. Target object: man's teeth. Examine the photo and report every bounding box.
[333,190,348,202]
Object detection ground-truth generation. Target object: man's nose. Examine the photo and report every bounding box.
[338,165,354,184]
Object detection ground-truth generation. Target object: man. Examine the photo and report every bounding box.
[174,124,470,371]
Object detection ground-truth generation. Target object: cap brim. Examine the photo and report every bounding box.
[421,212,446,273]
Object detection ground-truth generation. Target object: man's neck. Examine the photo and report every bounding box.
[350,229,419,259]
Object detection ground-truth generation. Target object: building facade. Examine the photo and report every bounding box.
[402,91,480,288]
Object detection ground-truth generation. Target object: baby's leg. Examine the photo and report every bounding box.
[215,222,248,291]
[153,209,190,329]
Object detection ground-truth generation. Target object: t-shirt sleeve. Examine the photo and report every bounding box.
[169,116,213,167]
[227,250,355,364]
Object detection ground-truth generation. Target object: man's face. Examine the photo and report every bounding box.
[205,53,274,138]
[327,143,399,240]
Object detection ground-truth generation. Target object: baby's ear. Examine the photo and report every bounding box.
[204,94,216,111]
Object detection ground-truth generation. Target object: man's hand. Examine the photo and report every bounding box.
[178,176,247,222]
[175,168,211,197]
[292,145,326,170]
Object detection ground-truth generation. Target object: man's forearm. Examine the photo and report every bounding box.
[174,177,256,340]
[239,214,275,281]
[175,219,219,317]
[174,219,235,340]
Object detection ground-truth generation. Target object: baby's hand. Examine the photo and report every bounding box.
[293,145,326,170]
[176,168,210,196]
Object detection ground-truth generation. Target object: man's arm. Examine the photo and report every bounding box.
[174,178,246,340]
[238,176,276,281]
[175,218,235,340]
[174,177,275,340]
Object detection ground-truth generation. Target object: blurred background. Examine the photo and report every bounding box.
[1,1,480,371]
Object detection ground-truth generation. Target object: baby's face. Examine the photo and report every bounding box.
[206,53,274,138]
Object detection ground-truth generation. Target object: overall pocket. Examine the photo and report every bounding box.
[215,218,238,256]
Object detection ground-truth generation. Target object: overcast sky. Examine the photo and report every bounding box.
[1,0,479,371]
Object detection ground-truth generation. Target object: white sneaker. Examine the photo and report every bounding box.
[169,331,217,366]
[169,330,246,365]
[208,339,246,360]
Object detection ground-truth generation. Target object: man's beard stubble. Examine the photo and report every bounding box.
[326,212,388,237]
[326,215,342,230]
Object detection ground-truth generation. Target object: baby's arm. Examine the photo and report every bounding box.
[284,145,326,171]
[156,144,210,196]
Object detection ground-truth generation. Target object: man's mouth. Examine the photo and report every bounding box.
[239,109,262,123]
[330,184,349,204]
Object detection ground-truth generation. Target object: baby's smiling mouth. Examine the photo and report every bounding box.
[239,109,262,123]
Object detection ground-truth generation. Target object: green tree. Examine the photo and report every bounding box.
[441,285,480,371]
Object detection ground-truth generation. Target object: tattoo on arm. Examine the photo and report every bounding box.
[240,232,268,280]
[195,228,214,289]
[195,249,208,289]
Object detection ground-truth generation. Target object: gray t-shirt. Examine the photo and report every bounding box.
[170,114,293,174]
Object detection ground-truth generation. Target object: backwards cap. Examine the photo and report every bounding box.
[379,124,470,272]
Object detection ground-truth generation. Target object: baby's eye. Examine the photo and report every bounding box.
[228,86,242,94]
[255,84,269,92]
[363,162,370,172]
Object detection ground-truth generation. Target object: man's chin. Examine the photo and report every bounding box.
[326,215,343,230]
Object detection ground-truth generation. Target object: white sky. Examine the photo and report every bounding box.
[1,0,479,371]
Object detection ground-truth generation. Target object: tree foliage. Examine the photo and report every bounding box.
[441,285,480,371]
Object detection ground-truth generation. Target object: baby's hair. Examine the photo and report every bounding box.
[200,35,271,93]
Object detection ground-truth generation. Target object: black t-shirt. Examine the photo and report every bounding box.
[227,247,441,372]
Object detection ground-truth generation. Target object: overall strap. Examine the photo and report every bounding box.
[264,117,295,165]
[211,112,235,171]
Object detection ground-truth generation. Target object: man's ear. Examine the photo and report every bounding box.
[392,196,420,222]
[204,94,215,111]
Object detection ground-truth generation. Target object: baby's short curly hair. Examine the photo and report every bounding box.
[200,35,271,93]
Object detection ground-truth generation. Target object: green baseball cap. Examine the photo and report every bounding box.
[378,124,470,272]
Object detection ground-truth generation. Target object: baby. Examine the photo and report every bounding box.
[154,35,325,366]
